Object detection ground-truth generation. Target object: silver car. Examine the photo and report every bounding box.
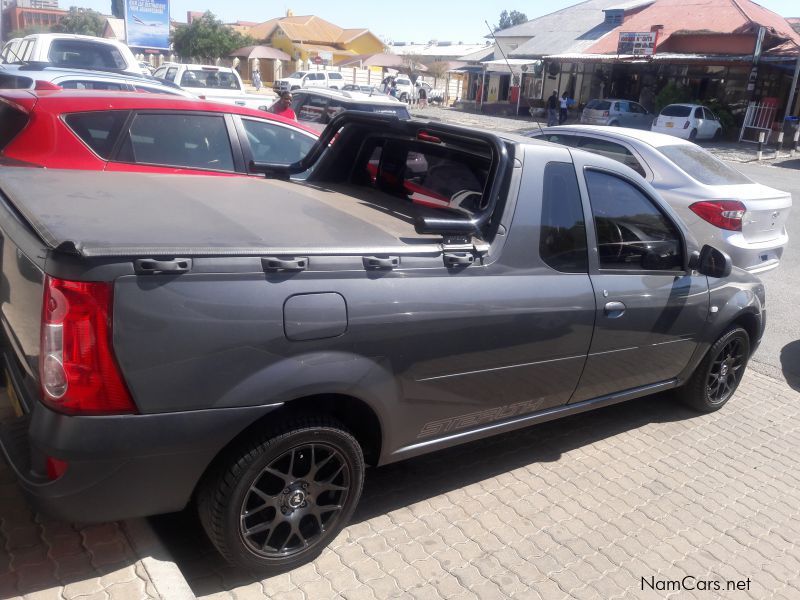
[531,125,791,273]
[581,98,654,129]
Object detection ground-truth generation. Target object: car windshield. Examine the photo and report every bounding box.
[288,72,307,79]
[660,105,692,117]
[658,145,752,185]
[586,100,611,110]
[180,69,241,90]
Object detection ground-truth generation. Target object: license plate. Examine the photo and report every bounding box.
[4,370,23,418]
[666,122,674,128]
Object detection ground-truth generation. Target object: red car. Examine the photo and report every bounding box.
[0,89,318,175]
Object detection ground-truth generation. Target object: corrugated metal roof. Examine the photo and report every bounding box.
[391,42,492,58]
[500,0,626,57]
[457,45,496,62]
[587,0,800,54]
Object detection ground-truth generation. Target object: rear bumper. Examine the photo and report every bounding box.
[0,357,281,522]
[651,125,690,138]
[721,230,788,273]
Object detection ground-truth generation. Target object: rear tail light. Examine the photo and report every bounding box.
[683,120,691,129]
[689,200,746,232]
[39,276,136,415]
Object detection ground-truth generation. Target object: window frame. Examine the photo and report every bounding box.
[233,115,317,174]
[107,110,246,173]
[581,166,689,276]
[61,110,131,160]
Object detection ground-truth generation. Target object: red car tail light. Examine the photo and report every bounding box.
[689,200,746,232]
[46,456,68,480]
[39,276,137,415]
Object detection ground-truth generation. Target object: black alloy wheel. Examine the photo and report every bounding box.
[198,417,364,571]
[681,326,750,412]
[705,335,746,406]
[240,443,350,558]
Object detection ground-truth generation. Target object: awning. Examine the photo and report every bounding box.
[229,45,291,61]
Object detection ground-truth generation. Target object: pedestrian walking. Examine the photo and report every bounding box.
[559,92,569,124]
[252,70,262,92]
[418,84,428,108]
[547,90,559,126]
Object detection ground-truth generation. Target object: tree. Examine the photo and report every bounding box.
[51,7,106,37]
[111,0,124,19]
[171,12,253,63]
[496,10,528,32]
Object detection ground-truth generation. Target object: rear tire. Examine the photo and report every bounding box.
[197,416,365,572]
[680,326,749,413]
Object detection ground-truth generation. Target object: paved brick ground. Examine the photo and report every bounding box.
[155,369,800,599]
[0,401,159,600]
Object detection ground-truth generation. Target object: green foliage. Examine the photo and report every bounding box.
[51,7,106,37]
[654,81,691,112]
[171,12,254,63]
[111,0,125,19]
[703,99,738,132]
[496,10,528,31]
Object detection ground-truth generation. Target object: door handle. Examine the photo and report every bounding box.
[604,301,626,318]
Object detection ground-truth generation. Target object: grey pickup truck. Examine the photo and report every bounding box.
[0,114,765,572]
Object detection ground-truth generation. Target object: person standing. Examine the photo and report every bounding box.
[252,70,262,92]
[547,90,559,126]
[418,84,428,108]
[559,92,569,124]
[269,91,296,120]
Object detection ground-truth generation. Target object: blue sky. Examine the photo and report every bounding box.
[80,0,799,43]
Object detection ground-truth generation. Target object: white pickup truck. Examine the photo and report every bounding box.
[154,63,276,111]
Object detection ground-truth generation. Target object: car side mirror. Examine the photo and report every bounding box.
[696,245,732,278]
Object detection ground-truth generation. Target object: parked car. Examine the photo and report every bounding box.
[138,60,155,76]
[0,89,317,174]
[274,70,345,92]
[292,87,410,131]
[651,103,723,141]
[529,125,791,273]
[1,33,142,77]
[154,63,276,111]
[0,112,764,574]
[581,98,654,129]
[342,83,383,95]
[0,64,194,97]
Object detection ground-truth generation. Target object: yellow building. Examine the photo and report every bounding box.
[247,12,385,65]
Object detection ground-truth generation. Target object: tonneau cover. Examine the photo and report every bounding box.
[0,169,442,258]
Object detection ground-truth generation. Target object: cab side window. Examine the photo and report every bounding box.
[575,137,646,178]
[586,170,682,271]
[540,162,588,273]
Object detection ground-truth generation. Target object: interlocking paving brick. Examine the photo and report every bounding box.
[136,370,800,599]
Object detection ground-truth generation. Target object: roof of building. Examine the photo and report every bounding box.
[457,44,496,62]
[586,0,800,54]
[103,17,125,42]
[390,42,492,58]
[247,15,382,48]
[498,0,633,57]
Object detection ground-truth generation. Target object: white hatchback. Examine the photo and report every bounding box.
[530,125,791,273]
[651,103,723,141]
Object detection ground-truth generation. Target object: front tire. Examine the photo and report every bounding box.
[680,326,749,412]
[197,417,365,572]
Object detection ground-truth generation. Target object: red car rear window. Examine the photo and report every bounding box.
[64,111,129,159]
[0,103,28,151]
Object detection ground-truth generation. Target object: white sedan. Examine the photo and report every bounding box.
[529,125,791,273]
[651,103,722,141]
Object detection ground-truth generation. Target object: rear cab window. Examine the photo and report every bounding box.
[48,40,127,70]
[64,111,129,158]
[576,137,647,178]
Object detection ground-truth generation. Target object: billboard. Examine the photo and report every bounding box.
[617,31,658,56]
[125,0,170,50]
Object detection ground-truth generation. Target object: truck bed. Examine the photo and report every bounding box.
[0,169,445,258]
